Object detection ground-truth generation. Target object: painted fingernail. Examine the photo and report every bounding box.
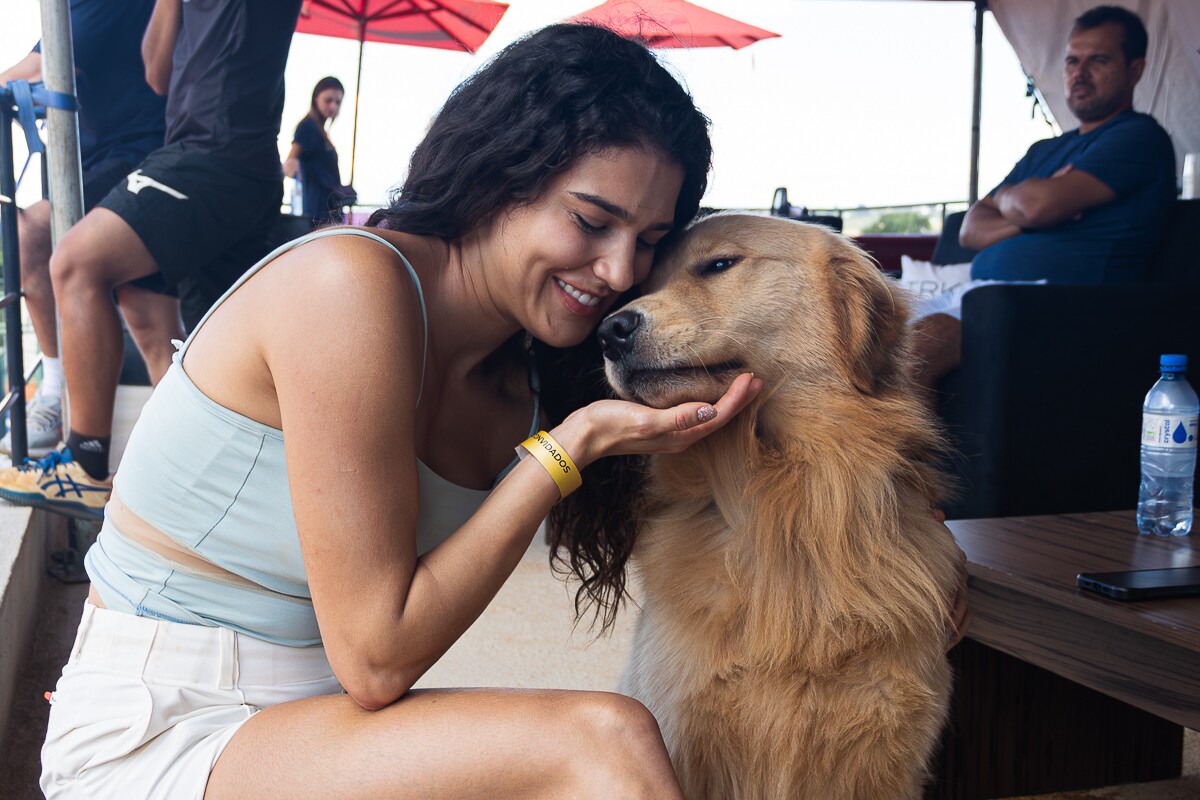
[697,405,718,423]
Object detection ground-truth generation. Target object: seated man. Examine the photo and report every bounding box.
[913,4,1176,393]
[0,0,175,456]
[0,0,300,519]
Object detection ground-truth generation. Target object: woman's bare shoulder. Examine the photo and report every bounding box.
[252,229,438,319]
[182,228,436,432]
[281,227,437,279]
[208,229,437,383]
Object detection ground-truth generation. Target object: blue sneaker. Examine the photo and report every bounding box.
[0,448,110,520]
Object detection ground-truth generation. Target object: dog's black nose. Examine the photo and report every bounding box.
[597,310,641,361]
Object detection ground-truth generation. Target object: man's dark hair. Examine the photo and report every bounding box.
[1074,5,1148,62]
[368,23,713,630]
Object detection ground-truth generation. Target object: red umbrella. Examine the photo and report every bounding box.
[296,0,510,183]
[570,0,779,50]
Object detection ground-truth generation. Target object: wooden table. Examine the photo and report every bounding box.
[926,510,1199,799]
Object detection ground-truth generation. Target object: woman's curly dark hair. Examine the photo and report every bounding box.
[367,23,712,630]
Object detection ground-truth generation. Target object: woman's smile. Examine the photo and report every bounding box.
[481,146,684,345]
[554,276,604,314]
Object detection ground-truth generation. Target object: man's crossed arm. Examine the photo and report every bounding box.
[960,165,1117,251]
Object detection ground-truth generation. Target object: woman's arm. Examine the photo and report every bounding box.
[266,238,759,711]
[289,118,326,178]
[283,142,302,178]
[142,0,181,96]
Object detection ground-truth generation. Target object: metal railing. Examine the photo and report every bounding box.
[806,200,970,237]
[0,88,31,464]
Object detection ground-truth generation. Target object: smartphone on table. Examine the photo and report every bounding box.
[1076,566,1200,601]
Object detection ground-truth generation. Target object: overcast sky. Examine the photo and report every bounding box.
[4,0,1059,211]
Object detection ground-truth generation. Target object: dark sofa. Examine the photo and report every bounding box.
[934,200,1200,520]
[853,233,937,273]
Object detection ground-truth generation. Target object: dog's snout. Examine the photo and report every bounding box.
[597,309,642,361]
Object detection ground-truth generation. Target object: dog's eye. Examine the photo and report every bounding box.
[700,257,740,275]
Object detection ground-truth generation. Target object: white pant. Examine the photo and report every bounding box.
[41,602,341,800]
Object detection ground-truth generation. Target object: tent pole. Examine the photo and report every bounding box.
[349,29,364,187]
[40,0,83,440]
[969,0,986,204]
[40,0,84,245]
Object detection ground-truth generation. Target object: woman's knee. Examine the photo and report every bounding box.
[577,692,662,741]
[565,693,677,798]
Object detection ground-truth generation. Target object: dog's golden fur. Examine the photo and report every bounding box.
[604,213,962,800]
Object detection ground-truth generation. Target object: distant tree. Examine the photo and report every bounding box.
[862,211,932,234]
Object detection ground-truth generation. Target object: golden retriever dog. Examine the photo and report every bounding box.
[598,213,963,800]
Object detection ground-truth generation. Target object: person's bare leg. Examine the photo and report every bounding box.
[17,200,57,357]
[50,209,159,441]
[911,312,962,401]
[206,688,684,800]
[115,284,184,385]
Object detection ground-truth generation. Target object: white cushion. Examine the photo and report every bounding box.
[897,255,973,299]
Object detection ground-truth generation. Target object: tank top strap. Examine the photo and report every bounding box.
[173,227,429,405]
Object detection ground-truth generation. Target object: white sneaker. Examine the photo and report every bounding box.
[1,396,63,457]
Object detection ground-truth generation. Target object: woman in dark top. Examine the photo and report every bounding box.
[283,76,347,228]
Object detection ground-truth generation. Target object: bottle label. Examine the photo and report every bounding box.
[1141,413,1198,449]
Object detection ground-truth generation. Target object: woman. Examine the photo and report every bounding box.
[40,24,761,799]
[283,76,351,228]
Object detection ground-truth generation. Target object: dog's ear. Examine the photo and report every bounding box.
[832,254,909,396]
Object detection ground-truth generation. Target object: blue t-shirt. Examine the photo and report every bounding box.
[971,110,1175,284]
[34,0,166,171]
[293,116,343,225]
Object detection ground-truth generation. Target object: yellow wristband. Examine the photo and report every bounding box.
[518,431,583,499]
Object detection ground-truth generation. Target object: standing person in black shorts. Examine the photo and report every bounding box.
[0,0,170,457]
[0,0,301,517]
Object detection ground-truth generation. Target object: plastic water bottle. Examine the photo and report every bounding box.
[1137,354,1199,536]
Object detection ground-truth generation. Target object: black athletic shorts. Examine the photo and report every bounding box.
[83,158,167,295]
[82,157,138,212]
[96,142,282,313]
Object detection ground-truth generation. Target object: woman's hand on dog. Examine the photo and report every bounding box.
[934,508,973,651]
[553,372,764,468]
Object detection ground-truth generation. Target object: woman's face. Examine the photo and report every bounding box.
[315,88,344,121]
[485,146,685,349]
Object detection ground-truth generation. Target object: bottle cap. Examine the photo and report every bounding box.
[1160,354,1188,372]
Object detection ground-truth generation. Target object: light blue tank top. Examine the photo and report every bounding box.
[85,228,536,646]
